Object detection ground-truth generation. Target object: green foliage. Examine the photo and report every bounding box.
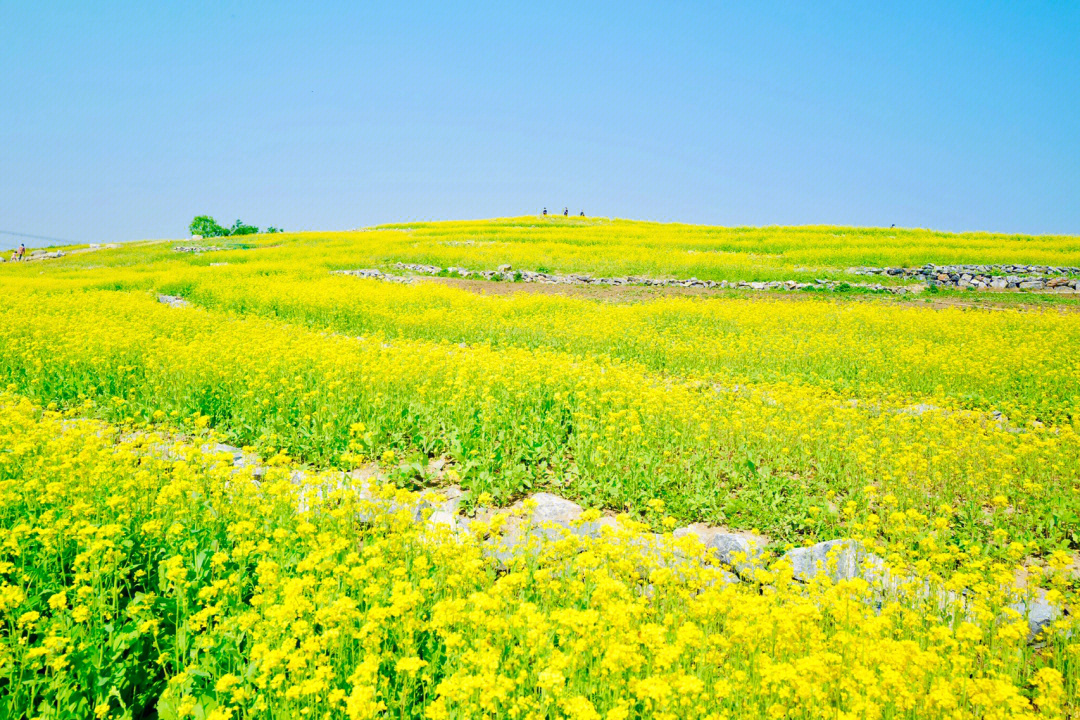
[188,216,283,238]
[228,220,260,236]
[188,216,227,238]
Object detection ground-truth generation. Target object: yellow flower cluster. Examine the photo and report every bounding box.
[1,218,1079,716]
[365,217,1080,280]
[0,396,1074,718]
[165,267,1080,425]
[0,282,1077,554]
[10,217,1079,285]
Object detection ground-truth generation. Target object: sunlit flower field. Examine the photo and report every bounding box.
[1,218,1078,718]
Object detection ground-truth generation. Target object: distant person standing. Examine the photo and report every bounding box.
[579,211,585,217]
[542,208,547,216]
[16,243,25,261]
[563,207,568,216]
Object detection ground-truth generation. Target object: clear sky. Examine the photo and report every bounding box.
[2,1,1078,247]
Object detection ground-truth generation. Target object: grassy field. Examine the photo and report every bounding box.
[1,218,1079,718]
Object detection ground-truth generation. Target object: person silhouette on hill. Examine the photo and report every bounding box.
[542,208,547,216]
[563,207,568,216]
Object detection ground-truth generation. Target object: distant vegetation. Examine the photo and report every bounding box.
[188,215,282,238]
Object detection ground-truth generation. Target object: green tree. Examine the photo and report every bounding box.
[228,219,260,236]
[189,216,227,238]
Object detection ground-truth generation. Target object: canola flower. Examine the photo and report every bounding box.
[2,220,1080,716]
[0,394,1076,719]
[149,265,1080,426]
[8,217,1080,288]
[8,218,1078,428]
[0,287,1078,556]
[367,217,1080,280]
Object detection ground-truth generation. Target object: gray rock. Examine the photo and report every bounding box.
[426,510,459,529]
[899,403,940,416]
[334,268,416,284]
[26,250,65,261]
[357,494,432,525]
[173,245,223,254]
[1009,592,1064,644]
[567,516,620,539]
[673,524,766,576]
[482,523,565,565]
[201,442,244,464]
[518,492,583,524]
[157,294,189,308]
[395,262,442,275]
[437,486,465,515]
[784,539,886,583]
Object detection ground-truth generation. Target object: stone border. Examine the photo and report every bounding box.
[333,265,923,294]
[394,263,925,293]
[67,414,1067,647]
[194,441,1064,646]
[849,264,1080,291]
[334,268,416,284]
[334,263,1080,294]
[173,245,224,254]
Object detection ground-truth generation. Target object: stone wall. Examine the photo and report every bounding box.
[849,264,1080,291]
[332,263,1080,294]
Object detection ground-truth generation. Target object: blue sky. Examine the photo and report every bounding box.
[2,1,1078,247]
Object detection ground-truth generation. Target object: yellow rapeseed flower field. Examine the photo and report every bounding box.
[1,218,1078,717]
[0,397,1076,719]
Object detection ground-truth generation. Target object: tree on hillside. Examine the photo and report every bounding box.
[189,216,228,238]
[189,215,283,237]
[228,219,260,236]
